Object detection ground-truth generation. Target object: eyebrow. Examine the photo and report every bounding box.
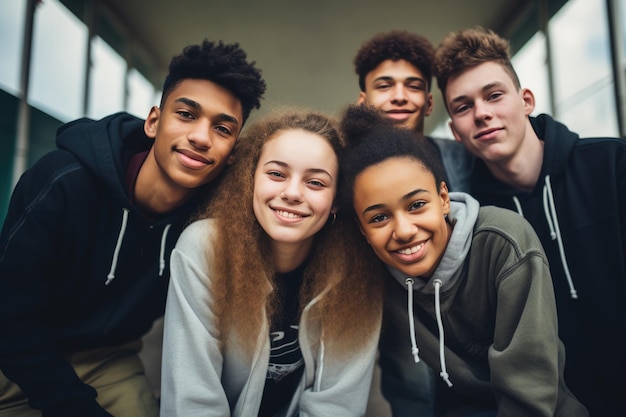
[264,160,334,180]
[449,81,506,105]
[174,97,240,126]
[361,188,428,215]
[374,75,425,84]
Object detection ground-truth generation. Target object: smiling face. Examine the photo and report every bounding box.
[358,59,433,133]
[353,157,451,278]
[252,129,338,255]
[142,78,243,199]
[445,61,535,164]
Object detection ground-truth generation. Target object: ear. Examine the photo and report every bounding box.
[424,92,434,117]
[357,92,367,105]
[448,120,463,143]
[521,88,536,116]
[439,181,451,216]
[144,106,160,139]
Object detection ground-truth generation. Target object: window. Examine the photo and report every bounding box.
[0,0,27,95]
[88,36,126,119]
[512,31,551,117]
[127,68,157,118]
[548,0,618,136]
[28,0,87,121]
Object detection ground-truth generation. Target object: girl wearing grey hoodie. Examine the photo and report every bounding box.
[339,105,587,417]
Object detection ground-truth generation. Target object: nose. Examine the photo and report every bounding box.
[392,213,418,242]
[280,179,303,203]
[188,119,213,150]
[390,84,408,104]
[473,100,492,123]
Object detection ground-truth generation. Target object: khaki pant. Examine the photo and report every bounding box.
[0,340,159,417]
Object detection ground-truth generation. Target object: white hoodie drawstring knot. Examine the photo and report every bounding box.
[433,279,453,387]
[404,278,421,363]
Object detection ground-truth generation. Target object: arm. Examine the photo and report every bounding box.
[0,157,111,417]
[490,251,561,417]
[160,221,230,416]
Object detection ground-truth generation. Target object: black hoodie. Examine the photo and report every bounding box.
[0,112,206,416]
[470,114,626,416]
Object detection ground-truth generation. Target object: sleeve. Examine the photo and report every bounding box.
[160,221,231,416]
[297,310,383,416]
[489,249,561,417]
[0,158,112,417]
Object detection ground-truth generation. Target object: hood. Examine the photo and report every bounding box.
[387,192,479,293]
[531,114,579,179]
[55,112,150,202]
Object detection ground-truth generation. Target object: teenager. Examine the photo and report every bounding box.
[160,110,385,416]
[0,40,265,417]
[338,104,588,417]
[353,30,472,193]
[433,26,626,416]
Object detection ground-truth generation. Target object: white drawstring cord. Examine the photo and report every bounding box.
[405,278,421,363]
[433,279,453,387]
[512,196,524,216]
[543,175,578,299]
[106,208,129,285]
[158,224,172,276]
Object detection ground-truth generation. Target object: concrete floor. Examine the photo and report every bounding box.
[138,317,392,415]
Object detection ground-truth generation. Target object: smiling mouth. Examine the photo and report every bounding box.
[396,242,425,255]
[475,128,501,139]
[177,149,212,164]
[273,209,307,219]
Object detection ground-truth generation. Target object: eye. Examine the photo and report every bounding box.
[453,103,470,115]
[487,91,503,101]
[307,179,327,188]
[215,125,233,136]
[407,83,425,91]
[375,83,391,90]
[177,110,194,119]
[369,213,389,224]
[408,200,426,211]
[267,170,286,179]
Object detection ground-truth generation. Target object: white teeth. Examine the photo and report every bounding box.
[397,243,424,255]
[275,210,303,219]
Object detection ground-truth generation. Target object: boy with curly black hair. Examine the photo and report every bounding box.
[0,39,265,417]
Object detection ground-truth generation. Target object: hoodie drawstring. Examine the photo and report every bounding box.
[106,208,129,285]
[404,278,421,363]
[405,278,453,387]
[511,177,578,299]
[159,224,172,276]
[542,175,577,298]
[433,279,453,387]
[314,337,325,391]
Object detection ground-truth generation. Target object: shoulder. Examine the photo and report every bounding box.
[473,206,544,257]
[176,218,218,251]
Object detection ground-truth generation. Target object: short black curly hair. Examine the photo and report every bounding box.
[161,39,266,122]
[354,30,435,92]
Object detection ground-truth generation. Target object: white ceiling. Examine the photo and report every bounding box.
[100,0,530,129]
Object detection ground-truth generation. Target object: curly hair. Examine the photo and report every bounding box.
[161,39,266,122]
[338,104,446,214]
[433,26,520,100]
[196,109,385,355]
[354,30,435,92]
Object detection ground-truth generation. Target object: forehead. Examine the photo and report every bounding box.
[259,129,338,171]
[366,59,425,82]
[164,79,243,120]
[354,157,435,203]
[446,62,516,97]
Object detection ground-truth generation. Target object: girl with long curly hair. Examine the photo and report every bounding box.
[160,110,385,416]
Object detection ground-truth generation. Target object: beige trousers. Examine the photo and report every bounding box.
[0,340,159,417]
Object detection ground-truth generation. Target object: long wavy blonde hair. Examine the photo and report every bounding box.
[196,109,385,355]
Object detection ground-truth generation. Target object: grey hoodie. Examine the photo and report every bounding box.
[385,192,587,417]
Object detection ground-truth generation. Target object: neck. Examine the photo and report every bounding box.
[271,238,314,273]
[485,127,544,193]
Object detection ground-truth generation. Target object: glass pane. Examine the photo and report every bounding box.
[28,0,87,122]
[548,0,617,135]
[511,31,551,117]
[88,36,126,119]
[0,0,27,95]
[127,68,157,119]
